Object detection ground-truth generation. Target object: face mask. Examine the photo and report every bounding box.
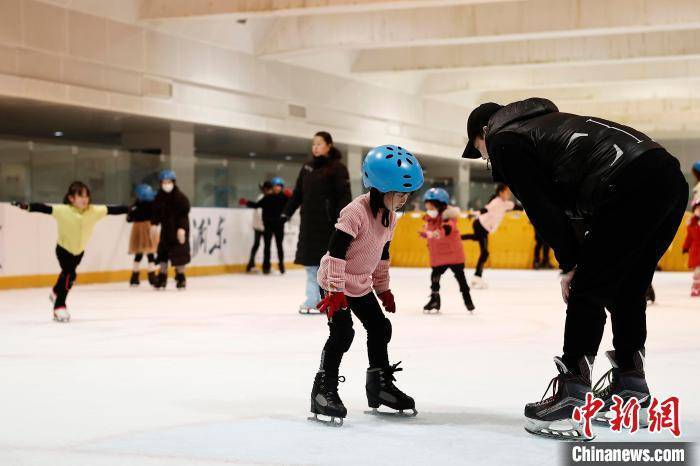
[426,209,439,218]
[162,182,174,193]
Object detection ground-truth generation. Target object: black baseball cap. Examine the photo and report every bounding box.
[461,102,503,159]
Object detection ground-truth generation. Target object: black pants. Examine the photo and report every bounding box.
[462,219,489,277]
[431,263,470,293]
[564,151,688,371]
[247,229,263,267]
[534,233,551,265]
[320,291,392,376]
[263,221,284,271]
[53,245,83,309]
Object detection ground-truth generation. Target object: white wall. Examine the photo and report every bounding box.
[0,203,299,276]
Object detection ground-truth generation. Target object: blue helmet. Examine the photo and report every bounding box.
[159,169,176,181]
[271,176,285,187]
[423,187,450,205]
[362,145,424,193]
[693,161,700,173]
[135,183,155,202]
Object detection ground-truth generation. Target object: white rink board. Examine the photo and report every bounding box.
[0,203,299,276]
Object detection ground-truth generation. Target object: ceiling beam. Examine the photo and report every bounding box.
[419,56,700,96]
[139,0,512,20]
[257,0,700,58]
[352,29,700,73]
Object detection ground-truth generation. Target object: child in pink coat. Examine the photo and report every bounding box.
[420,187,475,313]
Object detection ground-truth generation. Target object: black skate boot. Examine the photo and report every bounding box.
[365,362,417,417]
[154,273,167,290]
[592,350,650,428]
[279,263,285,274]
[175,272,186,290]
[245,262,255,273]
[524,355,594,441]
[308,370,347,427]
[423,293,440,313]
[461,290,475,312]
[645,286,656,304]
[129,271,140,287]
[147,271,157,287]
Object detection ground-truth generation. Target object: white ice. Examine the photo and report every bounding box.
[0,269,697,466]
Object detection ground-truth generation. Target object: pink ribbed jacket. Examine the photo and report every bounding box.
[317,193,395,297]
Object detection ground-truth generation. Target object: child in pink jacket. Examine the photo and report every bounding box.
[309,145,423,427]
[420,187,475,313]
[683,198,700,297]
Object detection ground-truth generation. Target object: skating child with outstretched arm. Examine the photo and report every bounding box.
[12,181,130,322]
[419,187,475,313]
[309,145,424,426]
[683,198,700,297]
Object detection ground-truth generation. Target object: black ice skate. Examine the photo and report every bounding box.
[129,271,140,287]
[154,273,167,290]
[524,355,594,441]
[592,350,650,428]
[462,290,475,312]
[423,293,440,314]
[365,362,417,417]
[175,273,186,290]
[147,271,157,287]
[308,370,347,427]
[279,263,285,274]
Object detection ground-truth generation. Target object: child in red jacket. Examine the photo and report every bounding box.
[420,188,475,313]
[683,199,700,297]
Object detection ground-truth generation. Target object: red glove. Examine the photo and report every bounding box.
[377,290,396,313]
[316,292,348,319]
[283,188,293,198]
[238,198,248,206]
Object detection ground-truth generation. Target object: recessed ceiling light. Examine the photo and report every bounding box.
[285,155,292,161]
[249,152,256,157]
[54,131,64,137]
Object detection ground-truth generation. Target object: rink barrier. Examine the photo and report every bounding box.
[0,263,302,290]
[389,211,693,272]
[0,203,302,290]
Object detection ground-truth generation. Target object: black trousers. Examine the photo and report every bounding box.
[534,233,551,265]
[431,263,470,293]
[247,229,263,267]
[134,253,155,263]
[263,221,284,271]
[320,291,392,376]
[462,219,489,277]
[53,245,84,309]
[564,151,688,371]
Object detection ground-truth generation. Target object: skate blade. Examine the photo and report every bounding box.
[299,309,323,315]
[53,316,70,323]
[524,418,593,441]
[307,413,343,427]
[592,410,649,429]
[422,309,440,314]
[364,407,418,417]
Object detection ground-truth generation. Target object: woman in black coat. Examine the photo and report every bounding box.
[283,131,351,312]
[152,169,191,290]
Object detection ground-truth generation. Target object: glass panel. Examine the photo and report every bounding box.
[0,139,31,202]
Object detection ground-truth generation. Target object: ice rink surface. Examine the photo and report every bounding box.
[0,268,697,466]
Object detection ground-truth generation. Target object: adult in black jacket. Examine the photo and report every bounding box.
[462,98,688,439]
[283,131,352,311]
[152,169,191,290]
[240,183,290,275]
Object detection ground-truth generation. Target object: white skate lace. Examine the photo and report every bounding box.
[533,375,560,406]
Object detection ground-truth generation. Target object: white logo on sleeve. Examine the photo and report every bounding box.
[611,144,624,166]
[566,132,588,149]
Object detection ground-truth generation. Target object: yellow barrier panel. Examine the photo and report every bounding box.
[390,211,693,272]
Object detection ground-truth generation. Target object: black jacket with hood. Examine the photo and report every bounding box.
[485,98,665,271]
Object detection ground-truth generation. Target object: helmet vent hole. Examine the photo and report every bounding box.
[364,171,368,177]
[397,159,402,167]
[386,146,394,151]
[406,158,414,165]
[386,154,394,159]
[403,174,411,178]
[403,183,412,188]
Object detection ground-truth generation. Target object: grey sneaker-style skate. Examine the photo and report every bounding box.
[592,350,650,428]
[365,362,417,417]
[524,355,594,441]
[308,370,347,427]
